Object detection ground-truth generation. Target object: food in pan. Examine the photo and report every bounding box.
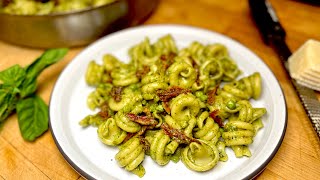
[0,0,116,15]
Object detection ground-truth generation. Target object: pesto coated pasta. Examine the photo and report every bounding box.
[0,0,117,15]
[79,35,267,177]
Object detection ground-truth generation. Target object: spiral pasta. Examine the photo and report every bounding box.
[103,54,124,72]
[194,112,221,144]
[208,95,238,120]
[98,118,127,146]
[87,83,113,110]
[167,61,197,88]
[115,137,146,177]
[181,140,220,172]
[79,113,104,127]
[217,140,228,161]
[114,111,141,133]
[199,58,224,88]
[111,64,139,87]
[149,130,171,165]
[108,85,143,111]
[85,61,109,86]
[222,121,255,157]
[218,72,262,100]
[79,35,268,177]
[153,35,178,55]
[170,93,200,128]
[141,73,168,100]
[129,35,177,70]
[228,100,267,123]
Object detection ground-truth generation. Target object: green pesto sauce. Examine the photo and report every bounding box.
[1,0,116,15]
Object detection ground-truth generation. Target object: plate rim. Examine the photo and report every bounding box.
[49,24,287,180]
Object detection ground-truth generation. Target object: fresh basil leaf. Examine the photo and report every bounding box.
[16,95,49,141]
[0,89,9,122]
[24,48,68,80]
[19,77,37,98]
[0,64,26,87]
[19,48,68,98]
[0,87,19,124]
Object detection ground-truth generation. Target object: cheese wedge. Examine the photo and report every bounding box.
[288,39,320,91]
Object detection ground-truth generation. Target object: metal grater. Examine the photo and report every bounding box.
[293,80,320,137]
[249,0,320,138]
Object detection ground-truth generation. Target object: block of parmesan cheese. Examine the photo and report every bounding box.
[288,39,320,91]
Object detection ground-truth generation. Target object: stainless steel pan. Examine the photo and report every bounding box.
[0,0,158,48]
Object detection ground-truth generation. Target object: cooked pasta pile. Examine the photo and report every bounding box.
[79,35,267,177]
[1,0,116,15]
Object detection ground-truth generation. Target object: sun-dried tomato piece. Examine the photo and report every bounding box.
[139,136,150,152]
[161,123,200,144]
[160,52,176,70]
[190,57,201,86]
[123,133,135,143]
[126,113,158,126]
[123,126,148,143]
[137,126,148,135]
[209,110,224,127]
[110,86,123,102]
[207,84,219,105]
[162,102,171,114]
[157,86,191,102]
[136,65,150,79]
[98,103,110,119]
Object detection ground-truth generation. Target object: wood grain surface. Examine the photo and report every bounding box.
[0,0,320,179]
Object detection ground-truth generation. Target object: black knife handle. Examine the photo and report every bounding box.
[269,35,292,64]
[248,0,286,44]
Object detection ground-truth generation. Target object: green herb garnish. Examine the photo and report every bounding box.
[0,48,68,141]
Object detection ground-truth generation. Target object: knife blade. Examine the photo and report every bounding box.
[248,0,320,138]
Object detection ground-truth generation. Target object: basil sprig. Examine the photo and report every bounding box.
[0,48,68,141]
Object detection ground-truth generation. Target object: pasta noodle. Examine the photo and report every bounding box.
[115,137,146,177]
[1,0,117,15]
[149,130,171,165]
[87,83,113,110]
[79,35,267,177]
[181,140,220,172]
[98,118,127,146]
[193,114,221,144]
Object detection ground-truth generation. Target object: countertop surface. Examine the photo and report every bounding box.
[0,0,320,179]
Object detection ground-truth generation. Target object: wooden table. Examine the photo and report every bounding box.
[1,0,319,179]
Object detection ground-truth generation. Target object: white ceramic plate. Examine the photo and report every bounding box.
[49,25,287,180]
